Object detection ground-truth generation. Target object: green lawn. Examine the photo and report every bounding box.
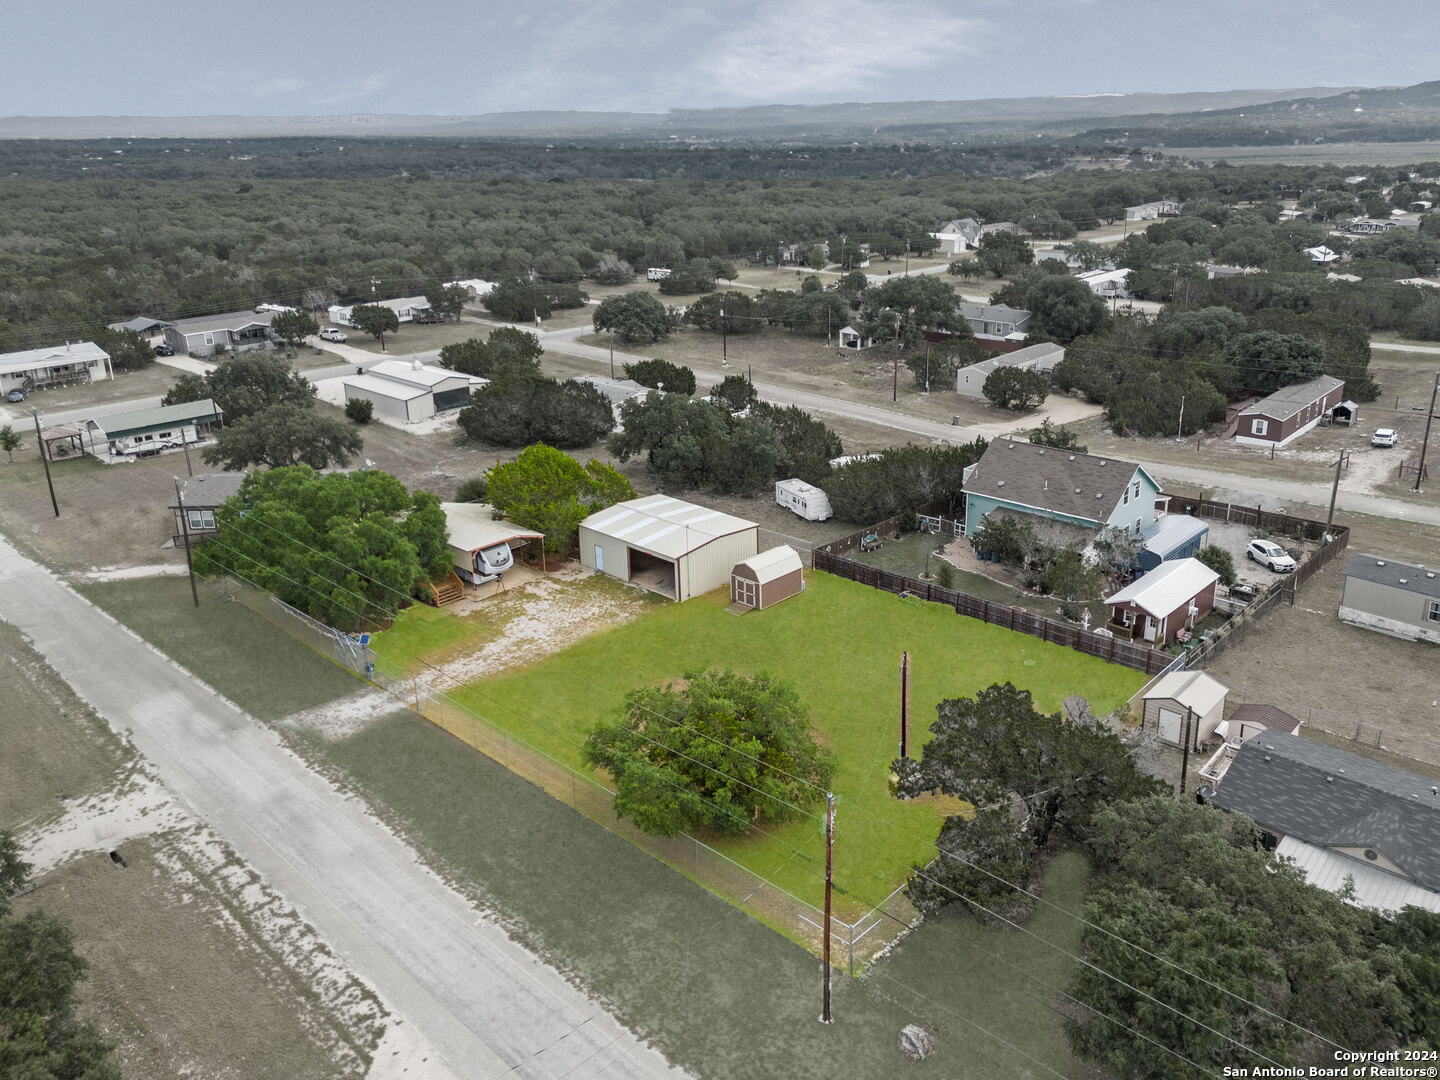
[79,578,363,722]
[371,571,1144,920]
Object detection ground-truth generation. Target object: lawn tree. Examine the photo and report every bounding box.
[160,352,316,421]
[1038,546,1104,600]
[439,328,544,380]
[348,304,400,350]
[455,475,487,503]
[193,467,449,629]
[860,275,966,348]
[836,269,869,302]
[423,279,468,322]
[202,403,364,471]
[657,259,719,296]
[893,684,1163,919]
[968,513,1036,566]
[623,358,696,395]
[1020,274,1108,342]
[482,275,552,323]
[975,230,1034,278]
[1067,797,1419,1075]
[457,372,614,449]
[1026,417,1087,453]
[270,308,320,345]
[1055,240,1109,271]
[1194,543,1238,586]
[709,374,759,413]
[92,326,155,372]
[1225,330,1326,393]
[582,670,836,838]
[484,443,635,554]
[982,365,1048,410]
[0,425,21,463]
[783,290,850,338]
[608,393,734,489]
[826,442,986,522]
[0,830,122,1080]
[592,291,673,344]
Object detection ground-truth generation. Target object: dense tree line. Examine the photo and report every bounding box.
[823,441,987,522]
[6,160,1436,349]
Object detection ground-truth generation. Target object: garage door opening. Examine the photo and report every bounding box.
[628,548,676,599]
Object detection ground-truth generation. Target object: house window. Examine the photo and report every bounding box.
[1429,600,1440,623]
[1122,488,1129,505]
[1251,419,1268,436]
[204,333,215,346]
[1132,480,1140,500]
[187,509,216,531]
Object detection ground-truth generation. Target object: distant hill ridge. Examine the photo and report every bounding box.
[0,86,1361,141]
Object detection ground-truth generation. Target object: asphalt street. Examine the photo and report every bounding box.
[0,535,690,1080]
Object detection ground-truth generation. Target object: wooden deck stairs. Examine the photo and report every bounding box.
[424,572,466,607]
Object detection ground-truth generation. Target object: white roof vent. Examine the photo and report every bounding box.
[1098,460,1107,466]
[997,480,1005,487]
[1376,560,1386,567]
[1075,488,1081,494]
[1068,455,1075,461]
[1096,493,1103,499]
[1399,578,1408,584]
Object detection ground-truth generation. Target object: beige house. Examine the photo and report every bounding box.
[579,495,758,602]
[1142,670,1229,750]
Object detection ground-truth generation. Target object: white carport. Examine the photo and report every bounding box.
[441,502,546,583]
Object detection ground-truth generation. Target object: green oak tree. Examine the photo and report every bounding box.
[975,230,1035,277]
[161,352,316,421]
[583,669,836,838]
[201,403,364,471]
[484,443,635,554]
[348,304,400,350]
[92,326,155,372]
[982,365,1048,410]
[270,308,320,345]
[593,291,673,344]
[623,358,696,395]
[0,425,21,463]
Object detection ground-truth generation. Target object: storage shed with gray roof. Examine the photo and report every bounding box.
[1338,552,1440,645]
[1211,737,1440,912]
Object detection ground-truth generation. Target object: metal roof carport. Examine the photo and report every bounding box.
[440,502,546,579]
[579,494,759,602]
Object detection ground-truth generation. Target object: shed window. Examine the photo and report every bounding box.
[1250,419,1268,436]
[187,509,216,530]
[1429,600,1440,623]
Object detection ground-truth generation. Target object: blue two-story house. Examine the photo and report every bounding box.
[962,440,1163,539]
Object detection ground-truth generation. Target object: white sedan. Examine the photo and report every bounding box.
[1247,539,1296,573]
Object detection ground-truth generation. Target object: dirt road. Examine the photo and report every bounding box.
[0,534,688,1080]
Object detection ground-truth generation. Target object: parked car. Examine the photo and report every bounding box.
[6,387,28,402]
[1372,428,1397,447]
[1247,539,1296,573]
[153,342,175,356]
[319,327,348,342]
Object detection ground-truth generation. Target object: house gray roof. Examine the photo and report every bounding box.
[1343,552,1440,602]
[108,316,169,333]
[1212,737,1440,892]
[169,310,276,334]
[963,440,1153,524]
[170,472,247,510]
[957,303,1032,324]
[1227,704,1301,736]
[1237,375,1344,423]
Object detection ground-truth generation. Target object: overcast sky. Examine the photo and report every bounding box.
[7,0,1439,117]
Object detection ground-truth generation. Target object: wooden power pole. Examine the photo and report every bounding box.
[1415,372,1439,493]
[31,408,58,518]
[1179,708,1193,796]
[821,792,835,1024]
[173,478,200,609]
[899,651,911,759]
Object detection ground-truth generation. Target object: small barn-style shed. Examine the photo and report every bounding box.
[730,546,804,611]
[1142,670,1229,749]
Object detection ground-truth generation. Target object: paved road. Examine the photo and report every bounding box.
[1373,341,1440,357]
[0,536,688,1080]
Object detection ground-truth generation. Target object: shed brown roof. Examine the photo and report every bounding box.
[964,440,1150,524]
[1228,704,1302,735]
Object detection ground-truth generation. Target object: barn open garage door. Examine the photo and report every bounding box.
[628,548,676,599]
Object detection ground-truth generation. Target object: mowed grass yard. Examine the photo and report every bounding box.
[371,570,1144,918]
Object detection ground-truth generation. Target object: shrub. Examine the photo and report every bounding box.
[455,476,487,504]
[624,358,696,395]
[1195,544,1238,587]
[936,561,956,589]
[344,397,374,423]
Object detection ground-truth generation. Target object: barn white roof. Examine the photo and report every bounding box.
[581,494,757,560]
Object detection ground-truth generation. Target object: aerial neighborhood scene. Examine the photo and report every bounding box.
[6,3,1440,1078]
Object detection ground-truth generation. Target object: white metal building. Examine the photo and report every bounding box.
[579,494,759,602]
[343,359,485,422]
[775,478,832,521]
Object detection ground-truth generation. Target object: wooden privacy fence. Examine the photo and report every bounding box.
[812,551,1174,676]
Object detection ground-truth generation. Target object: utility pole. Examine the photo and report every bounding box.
[181,438,194,478]
[899,651,911,759]
[1176,394,1186,441]
[1179,707,1193,796]
[609,331,615,379]
[1414,372,1439,493]
[174,477,200,609]
[31,408,58,518]
[719,307,728,367]
[1326,451,1344,534]
[820,792,835,1024]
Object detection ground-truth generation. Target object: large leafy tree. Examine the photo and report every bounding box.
[456,372,614,450]
[1020,274,1109,341]
[975,230,1035,277]
[860,275,966,347]
[893,684,1163,919]
[348,303,400,350]
[422,278,468,322]
[193,466,449,628]
[623,358,695,395]
[482,275,550,323]
[270,308,320,345]
[592,291,673,344]
[825,441,986,521]
[162,352,316,421]
[1225,329,1325,393]
[583,670,836,838]
[1068,797,1417,1076]
[982,365,1048,410]
[485,443,635,554]
[0,830,123,1079]
[439,328,544,379]
[202,403,364,471]
[91,326,155,372]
